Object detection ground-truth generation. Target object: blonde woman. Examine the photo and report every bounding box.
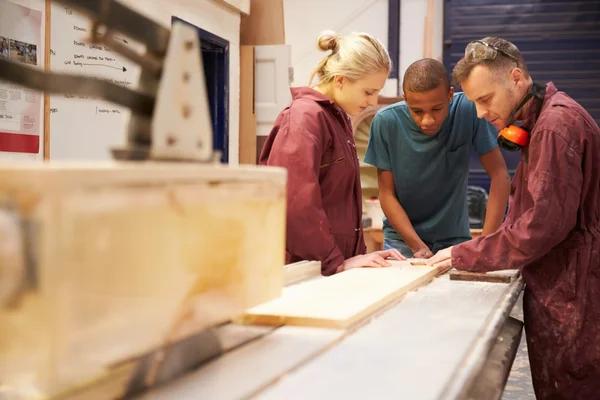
[259,31,404,276]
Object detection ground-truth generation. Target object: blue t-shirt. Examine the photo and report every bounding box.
[364,92,497,245]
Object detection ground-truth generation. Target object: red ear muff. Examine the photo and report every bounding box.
[497,125,530,151]
[496,82,546,152]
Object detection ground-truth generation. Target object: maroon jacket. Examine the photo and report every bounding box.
[259,87,366,275]
[452,82,600,399]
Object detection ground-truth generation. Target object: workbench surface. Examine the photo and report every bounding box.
[138,272,522,400]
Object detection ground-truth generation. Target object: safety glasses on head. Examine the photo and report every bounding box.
[465,40,520,66]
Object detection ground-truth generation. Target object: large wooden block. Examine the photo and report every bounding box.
[0,161,286,398]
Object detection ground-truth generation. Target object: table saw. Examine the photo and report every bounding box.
[0,1,525,399]
[134,261,525,400]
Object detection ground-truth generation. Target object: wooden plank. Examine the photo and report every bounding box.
[449,271,512,284]
[422,0,435,58]
[238,45,257,164]
[239,262,445,329]
[283,260,321,286]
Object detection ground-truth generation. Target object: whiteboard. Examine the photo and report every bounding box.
[49,3,143,160]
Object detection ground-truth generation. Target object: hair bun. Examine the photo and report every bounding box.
[317,30,340,52]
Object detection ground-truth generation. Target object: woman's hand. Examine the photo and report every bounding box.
[338,249,405,272]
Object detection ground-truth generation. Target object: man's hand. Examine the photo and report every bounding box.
[413,247,433,259]
[426,246,453,269]
[338,249,405,272]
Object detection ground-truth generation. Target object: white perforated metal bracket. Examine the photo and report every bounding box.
[150,21,215,162]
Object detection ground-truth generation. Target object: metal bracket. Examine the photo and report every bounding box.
[149,22,214,162]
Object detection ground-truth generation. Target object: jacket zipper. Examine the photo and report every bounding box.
[320,157,345,168]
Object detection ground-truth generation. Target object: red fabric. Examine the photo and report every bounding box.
[0,132,39,153]
[452,82,600,399]
[259,87,366,275]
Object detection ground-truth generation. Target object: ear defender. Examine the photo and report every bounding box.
[497,125,530,151]
[496,82,546,152]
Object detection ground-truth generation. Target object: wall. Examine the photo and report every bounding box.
[284,0,392,93]
[3,0,244,164]
[283,0,444,96]
[0,0,46,161]
[74,0,244,164]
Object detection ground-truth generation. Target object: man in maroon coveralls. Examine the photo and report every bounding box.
[428,37,600,399]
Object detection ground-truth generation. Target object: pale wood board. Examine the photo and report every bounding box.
[240,261,444,329]
[423,0,435,58]
[282,260,322,286]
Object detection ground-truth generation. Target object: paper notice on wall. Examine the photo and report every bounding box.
[0,0,43,155]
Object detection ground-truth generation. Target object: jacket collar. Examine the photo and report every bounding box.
[521,81,558,130]
[291,86,335,105]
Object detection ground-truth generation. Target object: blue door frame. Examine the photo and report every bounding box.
[172,17,230,163]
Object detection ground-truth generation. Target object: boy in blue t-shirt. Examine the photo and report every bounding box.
[364,58,511,258]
